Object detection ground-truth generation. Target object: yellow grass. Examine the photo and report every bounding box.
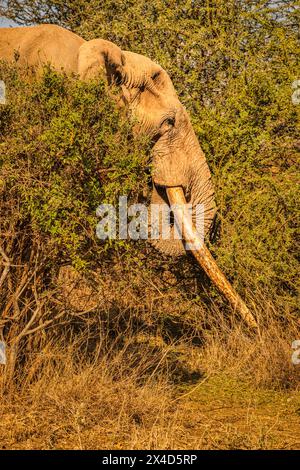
[1,289,299,449]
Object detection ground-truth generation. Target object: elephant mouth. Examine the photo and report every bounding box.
[152,182,193,240]
[153,181,192,207]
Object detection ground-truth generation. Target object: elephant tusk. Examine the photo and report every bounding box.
[166,187,258,329]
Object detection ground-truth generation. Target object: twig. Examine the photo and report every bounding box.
[0,245,10,290]
[15,301,45,341]
[20,309,66,337]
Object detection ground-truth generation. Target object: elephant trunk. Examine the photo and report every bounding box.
[166,187,258,329]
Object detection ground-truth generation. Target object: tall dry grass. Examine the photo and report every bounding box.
[0,255,299,449]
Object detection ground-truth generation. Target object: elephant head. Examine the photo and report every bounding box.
[78,39,257,329]
[118,50,216,257]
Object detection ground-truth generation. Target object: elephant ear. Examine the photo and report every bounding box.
[78,39,125,82]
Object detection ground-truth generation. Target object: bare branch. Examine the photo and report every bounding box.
[0,245,10,291]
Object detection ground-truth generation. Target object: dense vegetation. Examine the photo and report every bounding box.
[0,67,150,267]
[1,0,299,310]
[0,0,299,449]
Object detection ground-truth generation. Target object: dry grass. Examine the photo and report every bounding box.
[0,342,178,449]
[0,264,299,450]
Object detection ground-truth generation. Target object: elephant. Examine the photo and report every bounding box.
[0,24,257,328]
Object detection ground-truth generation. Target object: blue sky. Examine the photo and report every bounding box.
[0,17,18,27]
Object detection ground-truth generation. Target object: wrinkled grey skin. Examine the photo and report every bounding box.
[118,51,216,255]
[0,24,216,256]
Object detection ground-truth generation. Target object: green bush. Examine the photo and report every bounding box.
[75,0,299,312]
[0,65,150,269]
[1,0,299,316]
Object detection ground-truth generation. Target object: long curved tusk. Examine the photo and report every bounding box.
[166,187,258,329]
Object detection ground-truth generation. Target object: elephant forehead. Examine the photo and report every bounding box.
[122,50,161,73]
[122,51,176,91]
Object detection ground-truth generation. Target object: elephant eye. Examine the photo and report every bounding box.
[159,116,175,135]
[165,117,175,127]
